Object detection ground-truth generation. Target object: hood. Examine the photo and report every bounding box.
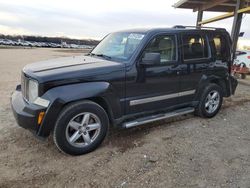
[23,55,125,83]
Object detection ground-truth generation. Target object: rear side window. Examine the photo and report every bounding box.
[212,34,228,61]
[182,34,209,60]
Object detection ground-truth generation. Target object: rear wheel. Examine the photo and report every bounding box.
[53,100,109,155]
[195,84,223,118]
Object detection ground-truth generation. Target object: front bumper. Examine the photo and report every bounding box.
[11,86,46,135]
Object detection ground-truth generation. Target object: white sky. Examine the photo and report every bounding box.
[0,0,249,43]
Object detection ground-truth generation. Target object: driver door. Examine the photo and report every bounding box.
[125,34,182,115]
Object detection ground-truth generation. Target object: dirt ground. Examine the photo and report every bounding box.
[0,48,250,188]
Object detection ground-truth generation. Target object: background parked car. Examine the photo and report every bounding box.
[234,50,250,79]
[0,38,94,49]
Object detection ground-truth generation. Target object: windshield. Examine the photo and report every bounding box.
[90,32,145,62]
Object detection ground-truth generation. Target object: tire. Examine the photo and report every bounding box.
[53,100,109,155]
[195,83,223,118]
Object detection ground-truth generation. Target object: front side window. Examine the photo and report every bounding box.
[182,34,209,60]
[143,35,177,64]
[91,32,145,62]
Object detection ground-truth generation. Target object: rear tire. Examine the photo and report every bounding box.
[53,100,109,155]
[195,84,223,118]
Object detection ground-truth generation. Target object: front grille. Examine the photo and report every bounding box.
[21,73,29,101]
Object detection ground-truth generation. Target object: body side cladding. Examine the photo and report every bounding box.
[195,74,232,101]
[88,96,118,125]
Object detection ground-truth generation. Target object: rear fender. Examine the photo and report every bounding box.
[195,74,233,100]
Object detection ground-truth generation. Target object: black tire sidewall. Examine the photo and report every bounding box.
[54,101,109,155]
[197,84,223,118]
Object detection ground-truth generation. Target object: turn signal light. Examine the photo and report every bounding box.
[38,111,45,125]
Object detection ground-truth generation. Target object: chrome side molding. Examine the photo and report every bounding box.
[130,90,195,106]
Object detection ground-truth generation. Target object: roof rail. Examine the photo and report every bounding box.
[172,25,226,31]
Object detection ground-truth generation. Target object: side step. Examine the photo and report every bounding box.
[123,107,195,129]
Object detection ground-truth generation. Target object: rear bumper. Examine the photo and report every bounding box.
[11,86,47,136]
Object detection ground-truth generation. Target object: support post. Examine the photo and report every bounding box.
[196,11,203,26]
[231,0,244,60]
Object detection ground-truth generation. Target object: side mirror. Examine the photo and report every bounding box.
[140,53,160,66]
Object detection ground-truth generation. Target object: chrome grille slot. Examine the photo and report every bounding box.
[21,74,25,96]
[21,74,29,101]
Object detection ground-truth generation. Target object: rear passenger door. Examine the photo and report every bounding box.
[179,32,211,103]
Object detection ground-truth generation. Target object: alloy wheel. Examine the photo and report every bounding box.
[65,112,101,148]
[205,90,220,114]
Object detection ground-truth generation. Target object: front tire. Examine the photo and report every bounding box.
[53,100,109,155]
[195,84,223,118]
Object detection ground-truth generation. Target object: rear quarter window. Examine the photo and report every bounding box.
[212,34,230,61]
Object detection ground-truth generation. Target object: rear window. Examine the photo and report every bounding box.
[182,34,209,60]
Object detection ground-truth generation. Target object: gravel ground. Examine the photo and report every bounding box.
[0,48,250,188]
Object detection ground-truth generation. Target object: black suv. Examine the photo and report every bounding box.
[11,26,237,155]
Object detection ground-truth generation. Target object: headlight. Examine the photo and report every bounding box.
[28,79,38,103]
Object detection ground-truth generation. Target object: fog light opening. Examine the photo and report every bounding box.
[38,111,45,125]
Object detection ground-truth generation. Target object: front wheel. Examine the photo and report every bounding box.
[195,84,223,118]
[53,100,109,155]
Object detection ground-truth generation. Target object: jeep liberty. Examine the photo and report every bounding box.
[11,26,238,155]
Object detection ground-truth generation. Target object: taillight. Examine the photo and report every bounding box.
[247,56,250,59]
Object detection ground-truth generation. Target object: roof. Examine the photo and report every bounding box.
[173,0,250,12]
[117,26,227,34]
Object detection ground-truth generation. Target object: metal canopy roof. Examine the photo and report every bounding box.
[173,0,250,12]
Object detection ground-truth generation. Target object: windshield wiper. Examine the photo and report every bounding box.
[89,53,112,59]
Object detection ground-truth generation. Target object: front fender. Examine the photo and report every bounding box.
[43,82,110,103]
[37,82,118,137]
